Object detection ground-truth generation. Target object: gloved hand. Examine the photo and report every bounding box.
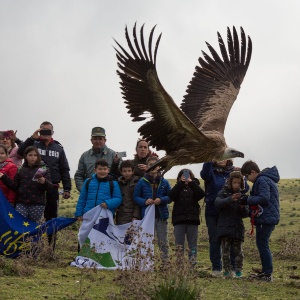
[239,195,248,205]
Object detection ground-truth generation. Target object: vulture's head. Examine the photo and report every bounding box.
[219,147,244,160]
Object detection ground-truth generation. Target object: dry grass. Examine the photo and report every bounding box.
[1,178,300,300]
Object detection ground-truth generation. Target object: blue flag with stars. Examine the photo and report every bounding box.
[0,190,76,258]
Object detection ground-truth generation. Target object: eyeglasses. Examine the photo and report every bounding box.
[0,137,9,140]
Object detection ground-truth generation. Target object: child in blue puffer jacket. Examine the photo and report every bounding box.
[240,160,280,282]
[134,156,171,261]
[75,159,122,220]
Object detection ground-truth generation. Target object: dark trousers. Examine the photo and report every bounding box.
[44,187,59,247]
[44,187,59,221]
[256,224,275,274]
[206,214,236,271]
[206,215,222,271]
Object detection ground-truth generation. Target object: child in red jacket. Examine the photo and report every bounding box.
[0,145,17,205]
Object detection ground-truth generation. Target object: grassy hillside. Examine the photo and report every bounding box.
[1,178,300,299]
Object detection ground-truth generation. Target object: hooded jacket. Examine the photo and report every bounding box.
[17,137,71,191]
[215,173,249,241]
[169,178,205,226]
[115,175,141,225]
[247,166,280,225]
[1,160,52,205]
[134,173,171,219]
[200,161,234,216]
[0,159,18,204]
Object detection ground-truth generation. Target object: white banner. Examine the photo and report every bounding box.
[71,205,155,270]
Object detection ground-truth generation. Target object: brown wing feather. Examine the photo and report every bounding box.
[115,23,209,153]
[180,27,252,134]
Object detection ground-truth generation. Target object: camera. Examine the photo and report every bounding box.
[117,151,127,158]
[183,169,190,180]
[238,194,248,205]
[40,129,52,136]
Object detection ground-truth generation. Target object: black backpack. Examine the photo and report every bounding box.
[85,178,114,197]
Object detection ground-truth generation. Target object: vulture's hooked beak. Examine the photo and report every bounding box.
[236,151,244,158]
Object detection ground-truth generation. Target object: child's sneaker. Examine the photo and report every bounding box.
[211,270,222,278]
[235,271,242,278]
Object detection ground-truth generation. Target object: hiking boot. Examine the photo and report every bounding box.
[235,271,243,278]
[249,272,273,282]
[258,273,273,282]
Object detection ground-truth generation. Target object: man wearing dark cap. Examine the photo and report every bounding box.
[74,127,117,192]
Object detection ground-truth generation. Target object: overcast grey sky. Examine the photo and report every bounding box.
[1,0,299,179]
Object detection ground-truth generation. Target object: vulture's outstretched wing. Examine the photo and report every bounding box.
[114,24,208,153]
[180,27,252,134]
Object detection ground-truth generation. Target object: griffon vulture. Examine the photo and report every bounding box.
[114,24,252,174]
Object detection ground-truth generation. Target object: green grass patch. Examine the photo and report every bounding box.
[1,178,300,299]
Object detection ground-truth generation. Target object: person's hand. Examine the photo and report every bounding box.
[37,177,45,184]
[100,202,108,209]
[231,193,241,201]
[145,198,154,205]
[10,130,17,141]
[239,195,248,205]
[31,129,41,140]
[0,172,4,178]
[113,154,120,163]
[63,191,71,199]
[77,216,83,222]
[138,164,147,172]
[154,198,161,205]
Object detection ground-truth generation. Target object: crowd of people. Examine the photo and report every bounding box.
[0,123,280,282]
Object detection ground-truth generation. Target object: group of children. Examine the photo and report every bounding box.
[75,155,280,282]
[73,155,270,281]
[75,156,205,263]
[0,136,280,282]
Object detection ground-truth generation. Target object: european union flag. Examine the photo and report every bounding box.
[0,190,76,258]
